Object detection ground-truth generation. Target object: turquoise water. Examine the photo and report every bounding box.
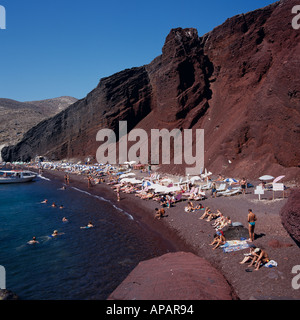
[0,176,169,299]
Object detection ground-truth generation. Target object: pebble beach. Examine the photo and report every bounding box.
[23,162,300,300]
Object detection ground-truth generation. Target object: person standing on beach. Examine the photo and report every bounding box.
[240,177,247,195]
[247,209,257,242]
[211,182,217,198]
[117,186,120,202]
[87,175,93,188]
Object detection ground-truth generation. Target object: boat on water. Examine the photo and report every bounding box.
[0,170,37,184]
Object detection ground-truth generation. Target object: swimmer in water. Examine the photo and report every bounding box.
[51,202,57,208]
[62,217,68,222]
[59,205,64,209]
[51,230,64,237]
[41,199,48,204]
[80,221,94,229]
[28,236,39,244]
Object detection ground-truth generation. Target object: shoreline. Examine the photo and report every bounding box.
[32,167,300,300]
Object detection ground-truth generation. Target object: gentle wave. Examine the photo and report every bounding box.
[71,187,134,221]
[37,175,51,181]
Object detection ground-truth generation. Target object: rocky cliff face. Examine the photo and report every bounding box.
[280,188,300,245]
[0,96,77,147]
[2,0,300,180]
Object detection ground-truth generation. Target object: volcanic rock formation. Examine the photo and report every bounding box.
[280,188,300,245]
[0,96,77,147]
[2,0,300,180]
[107,252,236,300]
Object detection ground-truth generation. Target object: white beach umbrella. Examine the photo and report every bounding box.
[120,178,134,183]
[167,186,182,193]
[128,179,143,184]
[119,173,132,178]
[273,175,285,183]
[259,175,274,181]
[148,183,161,189]
[126,172,136,177]
[153,185,169,193]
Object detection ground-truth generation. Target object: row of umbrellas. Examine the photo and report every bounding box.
[118,177,182,194]
[259,175,285,183]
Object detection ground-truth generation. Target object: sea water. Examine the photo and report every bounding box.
[0,176,170,300]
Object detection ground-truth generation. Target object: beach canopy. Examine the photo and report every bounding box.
[153,185,169,193]
[120,178,142,184]
[224,178,238,183]
[167,186,182,193]
[259,175,274,181]
[119,172,135,178]
[273,175,285,183]
[142,181,152,187]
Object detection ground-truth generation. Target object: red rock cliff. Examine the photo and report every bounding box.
[2,0,300,180]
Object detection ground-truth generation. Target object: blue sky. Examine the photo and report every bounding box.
[0,0,276,102]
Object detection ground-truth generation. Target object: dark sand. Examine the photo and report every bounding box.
[37,168,300,300]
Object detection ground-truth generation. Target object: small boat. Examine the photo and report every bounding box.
[0,170,37,184]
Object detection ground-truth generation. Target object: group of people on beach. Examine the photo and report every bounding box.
[196,205,269,270]
[30,162,273,271]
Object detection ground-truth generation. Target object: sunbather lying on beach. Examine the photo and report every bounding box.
[211,213,225,228]
[205,209,222,221]
[141,192,154,200]
[215,216,232,230]
[185,201,195,212]
[209,230,226,250]
[184,201,203,212]
[200,207,211,219]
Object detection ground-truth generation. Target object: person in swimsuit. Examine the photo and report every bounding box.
[154,208,165,220]
[247,209,257,242]
[248,248,269,270]
[240,177,247,195]
[209,230,226,250]
[254,248,270,270]
[28,236,39,244]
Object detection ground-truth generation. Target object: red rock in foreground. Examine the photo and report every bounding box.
[107,252,235,300]
[280,188,300,245]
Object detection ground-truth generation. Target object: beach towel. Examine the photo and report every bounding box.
[264,260,278,268]
[221,240,250,253]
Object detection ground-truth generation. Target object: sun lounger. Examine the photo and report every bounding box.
[216,183,227,192]
[172,193,183,203]
[201,182,212,190]
[182,186,195,197]
[217,187,241,196]
[223,188,242,197]
[193,189,206,200]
